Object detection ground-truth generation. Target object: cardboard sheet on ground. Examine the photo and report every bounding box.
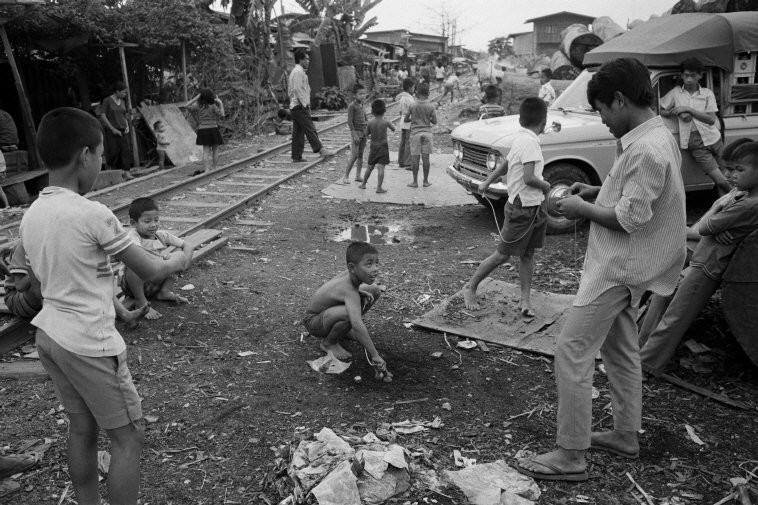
[412,278,575,357]
[139,104,202,166]
[444,460,541,505]
[321,153,474,207]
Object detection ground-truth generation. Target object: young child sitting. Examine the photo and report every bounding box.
[660,58,731,195]
[20,107,192,505]
[273,109,292,136]
[153,120,170,170]
[302,241,389,376]
[639,140,758,374]
[479,84,505,120]
[360,99,395,194]
[463,97,550,317]
[538,69,556,107]
[404,82,437,188]
[121,197,194,320]
[342,84,368,184]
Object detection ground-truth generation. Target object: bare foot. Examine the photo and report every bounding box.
[145,306,163,320]
[355,176,363,182]
[376,188,387,193]
[407,182,418,188]
[320,341,352,360]
[337,178,350,185]
[359,184,366,189]
[123,303,150,329]
[156,291,189,304]
[462,285,480,310]
[423,181,432,187]
[121,297,136,310]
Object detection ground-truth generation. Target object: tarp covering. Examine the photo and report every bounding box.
[583,13,758,71]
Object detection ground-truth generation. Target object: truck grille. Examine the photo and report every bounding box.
[461,142,490,169]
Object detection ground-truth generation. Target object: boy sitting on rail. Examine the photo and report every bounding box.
[120,197,194,320]
[302,241,389,376]
[20,107,192,505]
[463,97,550,317]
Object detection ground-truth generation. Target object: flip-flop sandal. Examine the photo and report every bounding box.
[521,308,536,318]
[516,459,588,482]
[590,439,639,459]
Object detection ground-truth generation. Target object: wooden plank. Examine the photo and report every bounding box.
[225,174,282,180]
[215,181,267,187]
[0,317,34,355]
[165,201,230,208]
[657,372,750,410]
[194,191,248,197]
[0,360,47,379]
[234,220,274,226]
[193,237,228,262]
[159,216,202,223]
[0,169,47,187]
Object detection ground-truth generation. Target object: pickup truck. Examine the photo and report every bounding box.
[447,12,758,234]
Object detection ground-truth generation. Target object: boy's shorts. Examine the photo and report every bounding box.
[4,288,42,319]
[368,143,390,166]
[36,329,142,429]
[351,135,367,159]
[120,269,161,299]
[302,311,328,338]
[410,132,433,156]
[497,197,548,257]
[687,130,722,175]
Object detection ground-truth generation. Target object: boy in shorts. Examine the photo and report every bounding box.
[153,120,170,170]
[463,97,550,317]
[360,99,395,193]
[121,197,193,320]
[302,241,389,375]
[342,83,368,184]
[660,58,731,195]
[404,82,437,188]
[20,107,192,505]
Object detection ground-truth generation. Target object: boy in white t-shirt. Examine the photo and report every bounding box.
[538,69,556,107]
[20,107,192,505]
[463,97,550,317]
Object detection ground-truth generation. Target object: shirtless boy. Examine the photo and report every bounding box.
[303,241,388,374]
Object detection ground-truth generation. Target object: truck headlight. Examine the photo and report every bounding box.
[486,152,501,170]
[453,142,463,160]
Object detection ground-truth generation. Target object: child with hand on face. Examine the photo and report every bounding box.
[153,120,170,170]
[360,99,395,193]
[342,84,368,184]
[120,197,194,320]
[302,241,391,380]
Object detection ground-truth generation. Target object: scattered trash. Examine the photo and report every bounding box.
[683,340,710,354]
[97,451,111,474]
[415,294,431,304]
[453,449,476,468]
[144,415,159,424]
[391,418,443,434]
[403,322,414,329]
[444,460,541,505]
[237,351,256,357]
[308,353,351,375]
[431,351,443,359]
[354,375,362,383]
[684,425,705,446]
[441,402,452,411]
[592,387,600,399]
[180,284,195,291]
[457,340,478,350]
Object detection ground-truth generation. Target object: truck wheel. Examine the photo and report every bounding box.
[543,162,592,235]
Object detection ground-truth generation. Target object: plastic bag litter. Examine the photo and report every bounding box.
[444,460,541,505]
[311,460,361,505]
[307,353,351,374]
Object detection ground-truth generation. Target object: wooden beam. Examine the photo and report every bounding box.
[118,45,140,167]
[181,41,188,103]
[0,318,34,355]
[0,25,38,168]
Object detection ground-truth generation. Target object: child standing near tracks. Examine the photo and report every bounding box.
[302,241,390,378]
[463,97,550,317]
[121,197,194,320]
[153,120,170,170]
[360,99,396,193]
[396,78,415,170]
[20,107,192,505]
[342,84,368,184]
[404,82,437,188]
[187,88,225,173]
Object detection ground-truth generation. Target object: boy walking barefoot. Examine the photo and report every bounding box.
[302,242,389,376]
[396,78,415,170]
[360,99,395,193]
[342,84,368,184]
[121,197,193,320]
[21,107,192,505]
[462,97,550,317]
[404,83,437,188]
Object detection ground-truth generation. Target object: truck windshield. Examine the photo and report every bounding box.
[552,70,595,113]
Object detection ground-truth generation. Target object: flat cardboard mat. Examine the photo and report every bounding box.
[321,153,474,207]
[412,278,575,357]
[139,104,202,166]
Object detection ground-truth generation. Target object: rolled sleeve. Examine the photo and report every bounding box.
[614,153,666,234]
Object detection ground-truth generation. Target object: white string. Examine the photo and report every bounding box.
[481,194,541,244]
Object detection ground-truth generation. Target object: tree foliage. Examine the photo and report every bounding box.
[487,36,514,59]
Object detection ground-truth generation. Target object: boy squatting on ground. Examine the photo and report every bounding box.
[342,83,368,184]
[479,84,505,120]
[1,240,148,327]
[638,140,758,374]
[660,57,731,195]
[120,197,193,320]
[404,82,437,188]
[360,99,395,193]
[302,241,390,377]
[20,107,193,505]
[463,97,550,317]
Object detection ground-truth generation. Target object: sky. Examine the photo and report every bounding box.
[268,0,673,52]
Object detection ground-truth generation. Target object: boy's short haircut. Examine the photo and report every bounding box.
[346,241,378,266]
[519,97,548,128]
[152,120,162,129]
[36,107,103,171]
[722,138,755,162]
[294,49,308,64]
[371,99,386,116]
[541,68,553,80]
[681,58,704,74]
[402,77,415,92]
[353,83,365,94]
[484,84,499,100]
[455,72,461,77]
[734,142,758,167]
[113,81,127,92]
[416,83,430,97]
[586,57,654,109]
[128,197,159,221]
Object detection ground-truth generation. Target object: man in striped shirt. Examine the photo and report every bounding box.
[288,50,333,162]
[518,58,686,482]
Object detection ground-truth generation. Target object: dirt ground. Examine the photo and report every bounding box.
[1,74,757,505]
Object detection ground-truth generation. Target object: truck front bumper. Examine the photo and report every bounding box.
[446,164,509,200]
